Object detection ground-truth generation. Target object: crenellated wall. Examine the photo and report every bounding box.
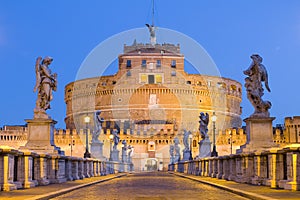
[0,125,288,159]
[284,116,300,143]
[216,128,247,155]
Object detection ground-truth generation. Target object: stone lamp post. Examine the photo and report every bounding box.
[211,112,218,157]
[189,134,193,160]
[109,134,114,161]
[83,116,91,158]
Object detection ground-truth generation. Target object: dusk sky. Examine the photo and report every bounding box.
[0,0,300,128]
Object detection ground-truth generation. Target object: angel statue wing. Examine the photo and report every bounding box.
[33,57,42,92]
[260,64,271,92]
[205,113,209,125]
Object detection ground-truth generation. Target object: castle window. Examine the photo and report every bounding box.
[230,85,237,91]
[196,81,202,86]
[186,81,191,84]
[140,74,147,83]
[171,60,176,68]
[126,60,131,68]
[141,60,146,68]
[217,82,223,88]
[156,60,161,68]
[112,81,116,85]
[155,74,162,83]
[171,71,176,76]
[126,70,131,76]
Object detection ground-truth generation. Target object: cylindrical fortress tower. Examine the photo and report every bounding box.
[64,43,242,170]
[65,43,242,133]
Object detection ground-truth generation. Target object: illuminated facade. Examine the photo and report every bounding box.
[64,42,242,170]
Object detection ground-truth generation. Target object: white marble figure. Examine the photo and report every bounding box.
[34,56,57,118]
[199,112,209,139]
[183,130,191,151]
[174,137,181,162]
[169,144,175,164]
[244,54,271,118]
[121,140,127,163]
[92,110,104,143]
[198,112,211,158]
[127,145,134,163]
[112,130,120,151]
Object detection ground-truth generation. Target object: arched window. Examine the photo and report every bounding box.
[230,85,237,91]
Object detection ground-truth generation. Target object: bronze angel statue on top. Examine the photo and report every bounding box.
[34,56,57,118]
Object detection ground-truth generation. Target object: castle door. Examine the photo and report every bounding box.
[145,158,158,171]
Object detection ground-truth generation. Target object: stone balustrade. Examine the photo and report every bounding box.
[169,146,300,191]
[0,146,133,192]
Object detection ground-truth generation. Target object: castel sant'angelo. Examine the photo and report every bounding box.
[64,26,242,170]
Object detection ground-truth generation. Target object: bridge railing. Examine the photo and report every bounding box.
[0,147,133,191]
[169,146,300,191]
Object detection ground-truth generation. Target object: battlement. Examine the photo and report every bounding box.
[0,125,287,155]
[123,43,181,54]
[216,127,247,146]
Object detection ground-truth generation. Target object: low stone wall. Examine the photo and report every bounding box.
[169,146,300,191]
[0,147,133,191]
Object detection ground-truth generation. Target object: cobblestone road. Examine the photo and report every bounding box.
[51,172,249,200]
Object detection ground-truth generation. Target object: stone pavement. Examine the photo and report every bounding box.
[170,172,300,200]
[0,174,126,200]
[1,172,300,200]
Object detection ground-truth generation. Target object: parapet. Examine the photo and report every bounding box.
[123,43,181,54]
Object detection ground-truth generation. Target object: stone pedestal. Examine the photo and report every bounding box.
[111,150,119,162]
[90,141,105,160]
[237,117,278,153]
[182,150,191,161]
[174,154,180,163]
[119,163,125,172]
[20,118,63,155]
[198,138,211,158]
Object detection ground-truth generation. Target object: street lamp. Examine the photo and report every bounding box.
[84,115,91,158]
[109,134,114,161]
[211,112,218,157]
[189,133,193,160]
[69,135,75,157]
